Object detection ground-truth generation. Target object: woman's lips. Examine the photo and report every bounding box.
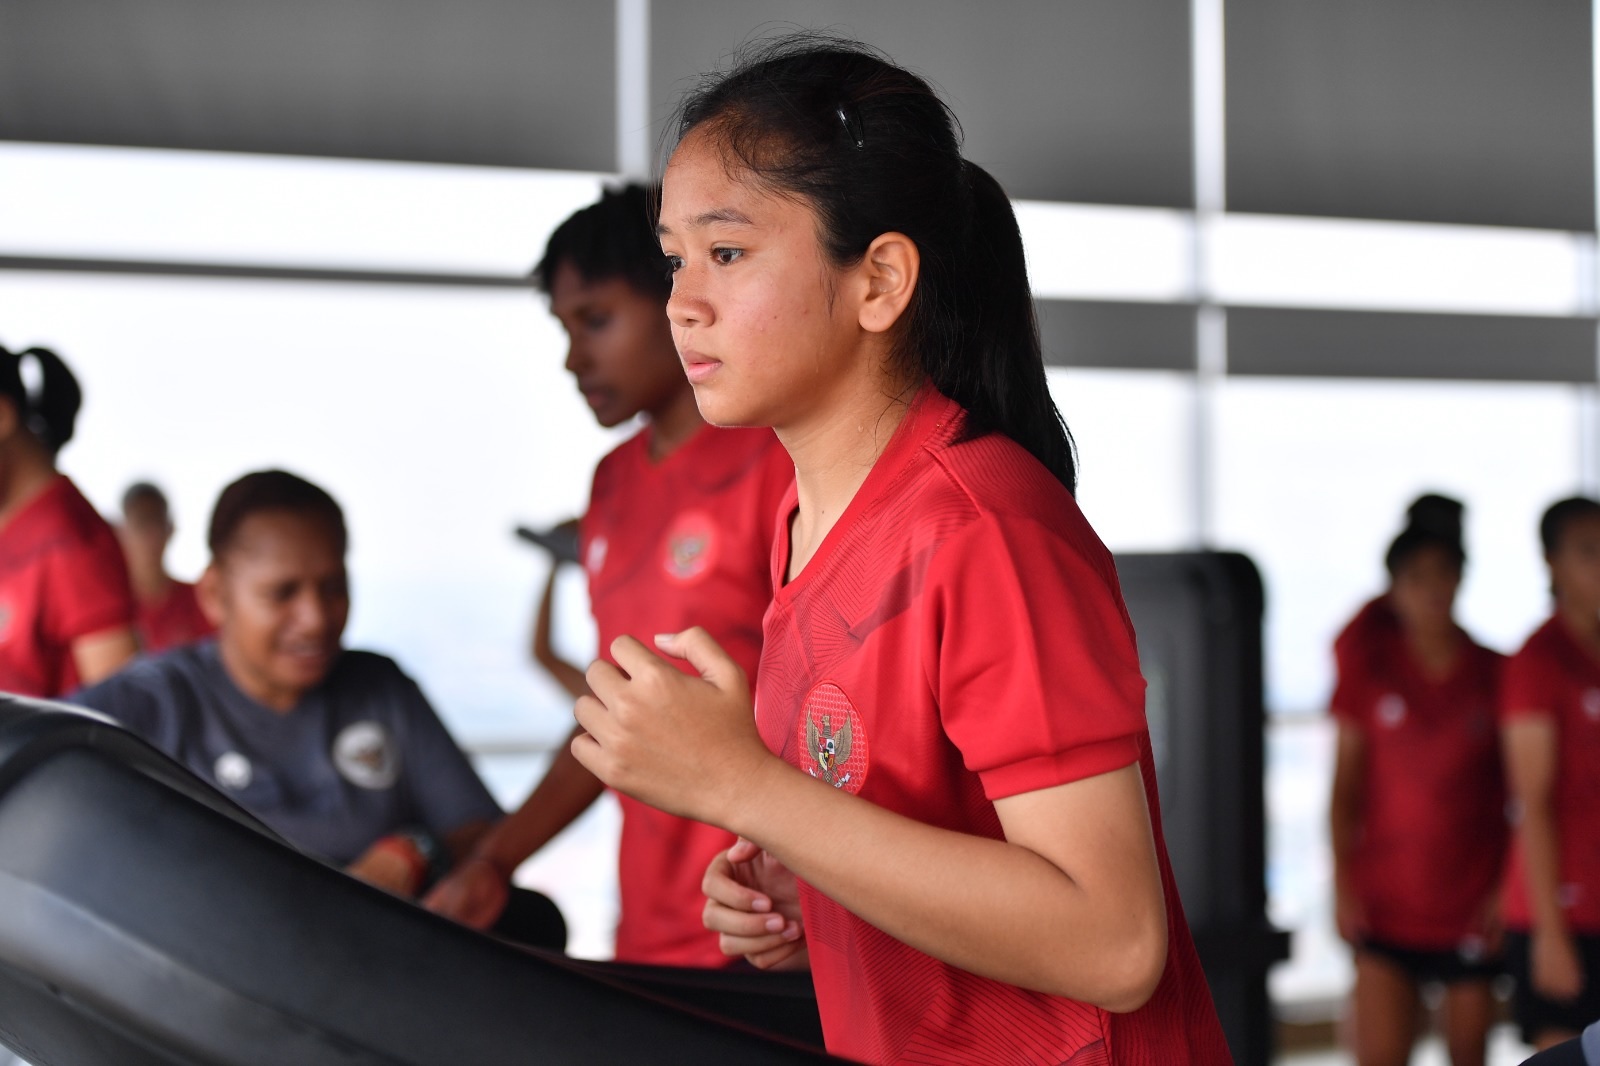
[681,352,722,384]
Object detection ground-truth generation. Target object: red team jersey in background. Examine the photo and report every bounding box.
[1330,628,1505,948]
[1334,596,1398,678]
[0,475,135,697]
[756,387,1230,1065]
[1500,615,1600,934]
[135,580,215,653]
[580,423,792,967]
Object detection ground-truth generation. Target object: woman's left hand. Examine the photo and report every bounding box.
[571,627,776,828]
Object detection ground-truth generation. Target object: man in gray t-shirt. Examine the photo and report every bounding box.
[69,469,501,900]
[73,639,499,871]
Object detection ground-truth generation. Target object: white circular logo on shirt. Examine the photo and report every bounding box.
[1582,689,1600,722]
[585,535,609,577]
[214,751,253,791]
[332,721,399,790]
[1377,693,1407,728]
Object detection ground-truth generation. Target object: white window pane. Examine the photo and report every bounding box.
[1208,213,1586,316]
[0,142,606,275]
[1213,377,1581,716]
[1047,368,1196,550]
[1016,201,1193,302]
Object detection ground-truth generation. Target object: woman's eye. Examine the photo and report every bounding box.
[713,247,743,265]
[663,254,684,275]
[583,313,611,331]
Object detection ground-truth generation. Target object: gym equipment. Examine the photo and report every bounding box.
[1117,552,1290,1066]
[0,693,834,1065]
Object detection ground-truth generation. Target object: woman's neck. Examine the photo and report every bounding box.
[1403,622,1461,681]
[0,446,58,531]
[645,384,705,462]
[780,371,921,580]
[1558,597,1600,655]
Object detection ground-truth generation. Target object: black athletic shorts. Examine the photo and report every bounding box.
[1358,936,1501,985]
[1504,931,1600,1046]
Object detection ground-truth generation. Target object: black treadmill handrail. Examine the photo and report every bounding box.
[0,693,284,843]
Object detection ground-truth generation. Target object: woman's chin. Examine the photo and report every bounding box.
[692,389,763,429]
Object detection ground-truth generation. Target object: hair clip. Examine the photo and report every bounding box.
[835,103,865,149]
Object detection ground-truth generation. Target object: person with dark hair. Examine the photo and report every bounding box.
[70,470,510,911]
[425,185,793,968]
[1500,496,1600,1051]
[1327,494,1505,1066]
[562,37,1229,1063]
[117,480,215,653]
[1334,494,1468,670]
[0,344,137,696]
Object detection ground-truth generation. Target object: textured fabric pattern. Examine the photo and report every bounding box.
[71,641,500,864]
[757,387,1231,1065]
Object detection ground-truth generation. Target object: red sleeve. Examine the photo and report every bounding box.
[1500,641,1557,723]
[41,525,134,646]
[924,514,1144,801]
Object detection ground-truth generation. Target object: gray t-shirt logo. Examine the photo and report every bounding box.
[333,721,399,790]
[214,751,252,791]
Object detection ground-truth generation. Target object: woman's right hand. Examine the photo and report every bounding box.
[703,838,808,970]
[1532,927,1585,1002]
[423,856,511,930]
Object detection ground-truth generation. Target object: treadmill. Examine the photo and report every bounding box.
[0,693,836,1065]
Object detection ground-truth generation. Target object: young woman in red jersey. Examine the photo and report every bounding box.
[566,37,1231,1065]
[425,186,793,968]
[118,481,216,653]
[1501,497,1600,1051]
[1328,496,1505,1066]
[0,345,137,696]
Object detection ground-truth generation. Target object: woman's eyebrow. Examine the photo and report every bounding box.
[657,207,755,237]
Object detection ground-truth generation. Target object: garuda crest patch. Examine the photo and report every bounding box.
[798,682,867,794]
[662,509,719,584]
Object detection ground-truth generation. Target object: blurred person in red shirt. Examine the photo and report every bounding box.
[118,480,215,653]
[1330,494,1505,1066]
[0,344,136,696]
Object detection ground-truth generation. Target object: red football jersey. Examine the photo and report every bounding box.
[1500,615,1600,934]
[1334,595,1397,677]
[1330,627,1505,948]
[756,387,1230,1065]
[135,580,216,653]
[581,423,792,966]
[0,475,135,697]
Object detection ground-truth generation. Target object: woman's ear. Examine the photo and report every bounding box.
[857,232,920,335]
[196,563,228,628]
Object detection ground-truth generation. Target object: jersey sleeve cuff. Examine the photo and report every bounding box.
[978,735,1142,802]
[1498,702,1555,722]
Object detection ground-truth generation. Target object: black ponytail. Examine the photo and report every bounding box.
[669,34,1077,493]
[950,162,1076,493]
[0,345,81,456]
